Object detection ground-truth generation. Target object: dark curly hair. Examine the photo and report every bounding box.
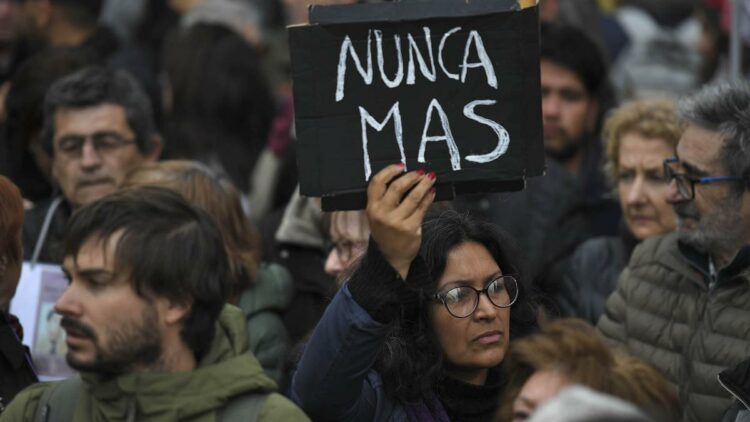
[375,210,539,402]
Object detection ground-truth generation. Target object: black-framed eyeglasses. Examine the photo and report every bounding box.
[434,275,519,319]
[663,156,743,200]
[56,132,136,158]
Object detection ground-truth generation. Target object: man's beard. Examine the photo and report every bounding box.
[545,132,585,164]
[673,191,743,258]
[61,305,162,376]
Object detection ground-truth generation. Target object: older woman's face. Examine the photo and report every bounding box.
[617,133,677,240]
[430,241,510,385]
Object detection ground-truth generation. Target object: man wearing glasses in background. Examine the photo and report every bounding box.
[598,82,750,422]
[22,66,161,264]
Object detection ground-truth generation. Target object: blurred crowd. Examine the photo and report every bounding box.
[0,0,750,421]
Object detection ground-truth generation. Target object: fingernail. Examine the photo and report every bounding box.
[428,171,436,180]
[396,162,405,168]
[430,187,436,194]
[417,169,425,176]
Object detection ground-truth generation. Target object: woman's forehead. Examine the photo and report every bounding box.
[437,241,501,287]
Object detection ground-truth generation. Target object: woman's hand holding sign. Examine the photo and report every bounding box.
[366,164,436,279]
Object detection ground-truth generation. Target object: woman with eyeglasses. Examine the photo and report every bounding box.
[291,164,538,421]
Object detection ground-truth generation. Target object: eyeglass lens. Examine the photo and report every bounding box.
[442,276,519,318]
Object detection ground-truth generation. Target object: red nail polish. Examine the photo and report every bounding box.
[396,162,405,168]
[417,169,425,176]
[430,187,436,194]
[428,171,436,180]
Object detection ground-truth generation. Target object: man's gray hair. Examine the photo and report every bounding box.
[678,82,750,190]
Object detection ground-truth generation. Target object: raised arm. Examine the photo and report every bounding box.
[291,164,435,421]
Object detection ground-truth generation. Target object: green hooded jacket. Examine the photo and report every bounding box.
[0,305,309,422]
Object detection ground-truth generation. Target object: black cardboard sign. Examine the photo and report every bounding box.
[289,1,544,210]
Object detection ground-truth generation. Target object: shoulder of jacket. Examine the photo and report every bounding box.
[628,232,679,267]
[0,382,52,421]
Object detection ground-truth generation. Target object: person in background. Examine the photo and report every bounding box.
[558,98,682,323]
[161,23,275,194]
[0,176,37,414]
[22,66,161,264]
[121,160,292,385]
[1,47,95,203]
[1,187,309,421]
[292,165,538,421]
[526,386,653,422]
[498,318,680,422]
[18,0,115,61]
[598,82,750,421]
[324,210,369,283]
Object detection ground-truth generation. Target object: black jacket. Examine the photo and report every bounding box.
[22,197,70,264]
[720,357,750,422]
[558,225,638,324]
[0,312,37,413]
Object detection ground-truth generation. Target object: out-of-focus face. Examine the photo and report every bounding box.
[541,60,597,162]
[512,370,572,421]
[617,133,677,240]
[0,251,21,309]
[51,104,156,208]
[55,232,167,374]
[665,125,749,254]
[430,241,511,385]
[324,210,369,281]
[0,0,19,46]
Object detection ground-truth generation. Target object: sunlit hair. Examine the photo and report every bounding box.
[498,318,680,422]
[603,98,683,188]
[121,160,260,300]
[0,176,24,267]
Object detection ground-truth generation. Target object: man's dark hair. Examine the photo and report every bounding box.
[52,0,103,28]
[63,186,231,359]
[679,81,750,190]
[540,23,608,97]
[41,66,159,156]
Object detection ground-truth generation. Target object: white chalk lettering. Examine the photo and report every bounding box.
[375,30,404,88]
[438,27,462,81]
[336,31,373,102]
[418,98,461,170]
[406,27,436,84]
[359,102,405,181]
[460,31,498,89]
[463,100,509,163]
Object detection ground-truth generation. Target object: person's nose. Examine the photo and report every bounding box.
[472,291,498,321]
[54,282,82,318]
[626,175,646,206]
[664,178,686,204]
[79,140,102,170]
[542,94,561,120]
[324,248,343,277]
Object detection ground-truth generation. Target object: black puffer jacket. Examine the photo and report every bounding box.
[558,225,638,324]
[454,158,591,307]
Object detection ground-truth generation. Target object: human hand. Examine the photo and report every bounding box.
[366,164,436,279]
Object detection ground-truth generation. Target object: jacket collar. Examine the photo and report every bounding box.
[677,240,750,288]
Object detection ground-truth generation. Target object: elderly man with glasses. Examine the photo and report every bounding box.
[22,66,161,264]
[598,82,750,422]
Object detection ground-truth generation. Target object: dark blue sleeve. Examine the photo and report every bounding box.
[290,285,392,421]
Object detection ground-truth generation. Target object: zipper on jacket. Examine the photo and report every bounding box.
[718,372,750,411]
[127,399,136,422]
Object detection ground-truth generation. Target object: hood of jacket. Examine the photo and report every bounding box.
[78,305,276,420]
[239,262,293,317]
